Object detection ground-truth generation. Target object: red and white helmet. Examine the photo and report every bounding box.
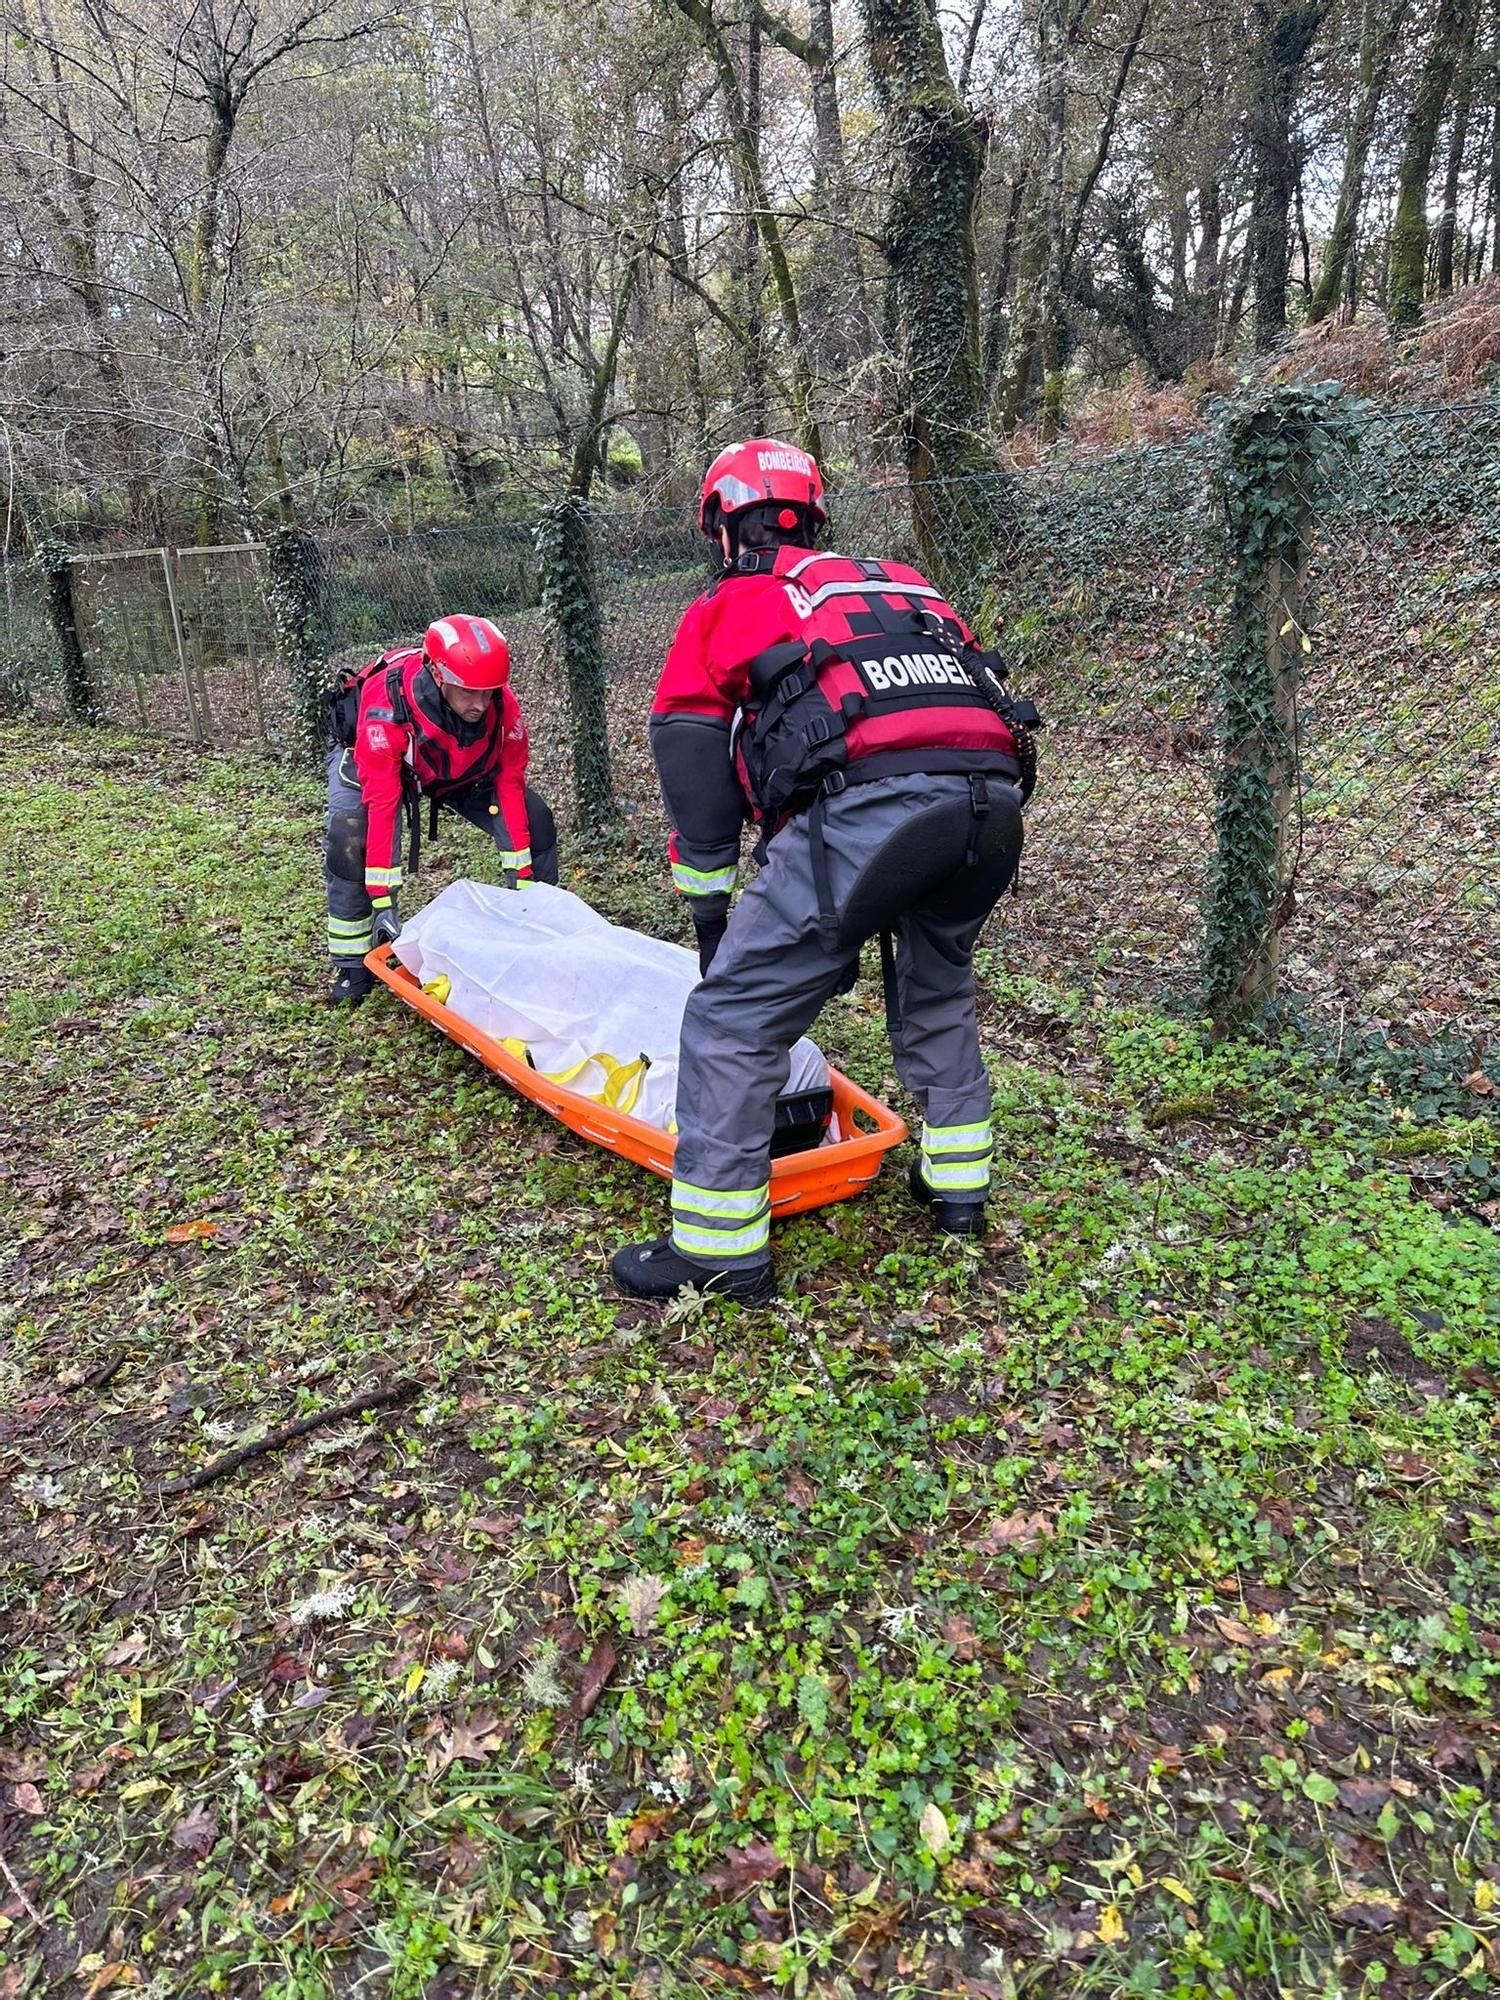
[698,438,827,536]
[422,615,510,691]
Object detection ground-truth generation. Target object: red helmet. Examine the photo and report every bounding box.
[423,615,510,691]
[698,438,827,536]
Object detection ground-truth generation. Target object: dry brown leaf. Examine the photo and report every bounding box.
[702,1837,784,1898]
[1211,1613,1259,1647]
[429,1708,509,1775]
[170,1801,217,1858]
[626,1806,675,1853]
[973,1512,1054,1554]
[81,1967,142,1999]
[165,1219,219,1243]
[11,1782,44,1816]
[919,1801,951,1858]
[101,1632,148,1669]
[572,1638,618,1719]
[940,1612,981,1661]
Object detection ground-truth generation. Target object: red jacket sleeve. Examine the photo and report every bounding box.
[352,672,411,899]
[495,688,533,874]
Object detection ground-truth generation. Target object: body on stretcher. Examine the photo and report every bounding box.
[366,880,906,1218]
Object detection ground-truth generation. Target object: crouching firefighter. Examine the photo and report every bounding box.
[323,615,559,1004]
[612,440,1039,1302]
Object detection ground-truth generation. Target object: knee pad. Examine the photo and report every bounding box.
[326,807,367,885]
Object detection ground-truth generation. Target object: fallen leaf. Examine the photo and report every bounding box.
[1337,1779,1393,1815]
[466,1512,518,1542]
[1158,1876,1197,1908]
[1098,1902,1127,1944]
[100,1632,148,1664]
[940,1612,981,1661]
[1463,1069,1494,1096]
[1329,1886,1404,1929]
[429,1708,509,1775]
[11,1782,44,1816]
[165,1219,219,1243]
[919,1801,951,1858]
[703,1837,784,1899]
[625,1806,675,1853]
[572,1638,617,1719]
[81,1966,142,1999]
[1211,1613,1259,1647]
[972,1512,1053,1555]
[784,1470,817,1510]
[264,1651,307,1684]
[0,1750,45,1783]
[341,1713,380,1750]
[605,1852,638,1898]
[170,1802,217,1859]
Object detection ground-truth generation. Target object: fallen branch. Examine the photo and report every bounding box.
[159,1380,420,1497]
[0,1844,44,1929]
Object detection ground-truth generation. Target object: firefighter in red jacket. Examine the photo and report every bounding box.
[612,440,1033,1302]
[324,615,558,1003]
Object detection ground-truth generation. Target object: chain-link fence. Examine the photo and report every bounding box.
[8,399,1498,1033]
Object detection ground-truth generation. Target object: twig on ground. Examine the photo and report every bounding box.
[158,1380,420,1496]
[0,1843,45,1929]
[78,1351,124,1393]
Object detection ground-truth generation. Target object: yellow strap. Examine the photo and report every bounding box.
[501,1043,648,1114]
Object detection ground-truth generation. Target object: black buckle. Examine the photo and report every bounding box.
[969,774,990,819]
[821,770,847,797]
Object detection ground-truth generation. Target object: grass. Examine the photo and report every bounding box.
[0,726,1497,2000]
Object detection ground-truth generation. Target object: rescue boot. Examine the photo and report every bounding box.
[328,964,374,1006]
[611,1237,776,1304]
[908,1160,987,1239]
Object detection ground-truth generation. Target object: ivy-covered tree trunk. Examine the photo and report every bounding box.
[1388,0,1473,328]
[1435,0,1482,292]
[858,0,1011,600]
[1202,386,1353,1025]
[37,538,98,723]
[537,498,616,833]
[266,526,326,768]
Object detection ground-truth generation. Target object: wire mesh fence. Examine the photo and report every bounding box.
[7,399,1497,1034]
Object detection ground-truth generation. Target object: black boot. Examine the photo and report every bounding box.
[908,1160,987,1238]
[612,1237,775,1303]
[328,964,374,1006]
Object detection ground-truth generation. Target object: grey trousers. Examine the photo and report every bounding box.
[323,749,559,966]
[669,773,1023,1268]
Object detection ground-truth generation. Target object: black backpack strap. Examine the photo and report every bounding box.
[806,793,842,950]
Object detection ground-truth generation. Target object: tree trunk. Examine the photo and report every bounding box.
[1435,0,1482,292]
[1388,0,1472,328]
[1307,0,1409,324]
[1245,1,1325,352]
[858,0,1007,597]
[805,0,867,374]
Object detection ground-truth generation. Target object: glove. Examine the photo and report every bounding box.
[694,910,729,975]
[371,895,400,947]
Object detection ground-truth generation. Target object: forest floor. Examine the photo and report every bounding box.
[1,727,1498,2000]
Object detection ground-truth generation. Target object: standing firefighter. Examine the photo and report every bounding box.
[323,615,559,1004]
[613,440,1037,1302]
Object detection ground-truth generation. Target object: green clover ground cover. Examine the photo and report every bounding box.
[1,729,1497,2000]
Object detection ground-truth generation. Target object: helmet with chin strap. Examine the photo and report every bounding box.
[422,615,511,691]
[698,438,827,541]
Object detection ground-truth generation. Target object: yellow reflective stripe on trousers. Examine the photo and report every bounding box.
[499,848,531,871]
[672,859,737,895]
[366,865,403,888]
[671,1178,770,1261]
[671,1180,770,1220]
[923,1156,992,1190]
[921,1121,992,1154]
[921,1118,992,1192]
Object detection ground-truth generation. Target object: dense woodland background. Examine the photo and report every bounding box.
[2,0,1500,546]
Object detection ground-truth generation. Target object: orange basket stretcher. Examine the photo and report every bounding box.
[365,948,907,1219]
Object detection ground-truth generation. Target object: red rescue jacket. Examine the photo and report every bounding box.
[353,648,532,898]
[651,548,1019,906]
